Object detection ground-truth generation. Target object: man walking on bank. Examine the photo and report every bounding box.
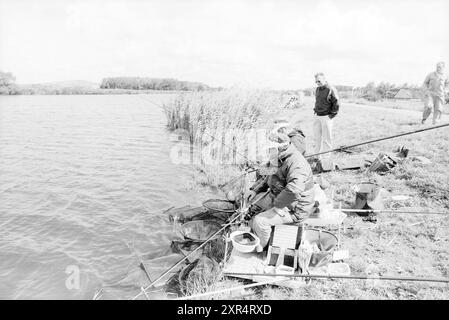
[422,61,449,125]
[313,72,340,159]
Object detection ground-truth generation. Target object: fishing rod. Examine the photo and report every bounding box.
[306,122,449,158]
[176,277,287,300]
[218,168,258,188]
[341,209,448,215]
[177,270,449,300]
[224,272,449,284]
[221,122,449,188]
[139,95,255,165]
[141,95,266,191]
[131,191,266,300]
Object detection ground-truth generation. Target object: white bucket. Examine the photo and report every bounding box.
[230,230,260,253]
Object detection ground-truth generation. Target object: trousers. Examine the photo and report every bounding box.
[313,115,333,158]
[249,192,293,248]
[422,95,443,124]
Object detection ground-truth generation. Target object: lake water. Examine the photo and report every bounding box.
[0,94,213,299]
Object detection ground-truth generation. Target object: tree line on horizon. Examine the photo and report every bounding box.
[354,82,424,101]
[303,82,425,101]
[0,71,213,95]
[99,77,211,91]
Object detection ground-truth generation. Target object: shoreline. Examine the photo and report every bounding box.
[0,89,198,96]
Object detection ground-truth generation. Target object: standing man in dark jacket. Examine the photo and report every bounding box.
[313,73,340,159]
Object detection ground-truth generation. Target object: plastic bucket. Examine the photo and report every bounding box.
[230,230,260,253]
[302,229,338,267]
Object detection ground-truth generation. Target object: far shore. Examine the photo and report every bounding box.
[1,88,196,96]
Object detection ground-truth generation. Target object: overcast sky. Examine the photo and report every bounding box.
[1,0,448,89]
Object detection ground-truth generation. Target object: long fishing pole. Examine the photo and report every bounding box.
[131,192,265,300]
[306,122,449,158]
[224,272,449,284]
[139,95,254,165]
[176,277,287,300]
[221,122,449,188]
[218,168,257,188]
[178,271,449,300]
[341,209,448,215]
[139,95,280,190]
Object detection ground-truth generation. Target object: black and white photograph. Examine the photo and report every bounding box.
[0,0,448,303]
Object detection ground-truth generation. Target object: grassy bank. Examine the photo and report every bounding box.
[340,96,449,114]
[267,100,448,300]
[258,98,449,299]
[165,91,449,299]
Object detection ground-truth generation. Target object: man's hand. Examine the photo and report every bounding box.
[272,207,286,217]
[244,190,257,203]
[225,190,236,202]
[328,114,337,119]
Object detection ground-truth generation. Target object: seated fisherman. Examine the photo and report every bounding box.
[245,125,315,251]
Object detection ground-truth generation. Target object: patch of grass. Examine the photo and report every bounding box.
[340,97,440,113]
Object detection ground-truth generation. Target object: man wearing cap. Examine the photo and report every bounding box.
[313,73,340,158]
[273,117,307,155]
[422,62,449,124]
[244,125,315,251]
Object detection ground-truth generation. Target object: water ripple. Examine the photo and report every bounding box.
[0,94,215,299]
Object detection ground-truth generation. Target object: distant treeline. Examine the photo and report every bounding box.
[100,77,210,91]
[303,85,354,97]
[303,82,425,101]
[353,82,424,101]
[14,86,174,95]
[0,70,214,95]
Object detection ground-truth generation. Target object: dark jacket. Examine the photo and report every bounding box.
[251,144,315,219]
[314,84,340,116]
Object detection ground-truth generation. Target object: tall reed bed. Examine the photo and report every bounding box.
[163,89,282,142]
[163,89,284,189]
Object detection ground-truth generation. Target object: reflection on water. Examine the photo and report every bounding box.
[0,94,213,299]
